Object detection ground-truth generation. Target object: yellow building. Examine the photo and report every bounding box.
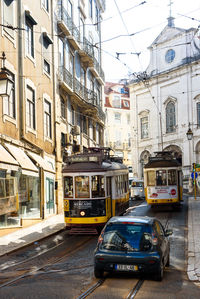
[0,0,105,235]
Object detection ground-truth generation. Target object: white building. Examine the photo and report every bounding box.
[104,82,132,169]
[129,16,200,188]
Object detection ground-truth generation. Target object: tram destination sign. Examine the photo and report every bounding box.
[69,155,99,163]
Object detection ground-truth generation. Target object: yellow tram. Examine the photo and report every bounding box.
[62,148,129,234]
[143,151,183,207]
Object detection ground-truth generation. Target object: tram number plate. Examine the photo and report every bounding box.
[115,264,138,271]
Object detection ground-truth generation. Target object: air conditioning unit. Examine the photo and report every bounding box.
[71,125,80,136]
[66,133,73,145]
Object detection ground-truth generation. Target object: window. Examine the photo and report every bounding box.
[115,131,121,147]
[168,170,177,185]
[26,86,36,129]
[165,49,175,63]
[141,117,148,139]
[43,33,53,74]
[61,97,66,119]
[91,175,105,198]
[64,176,73,198]
[75,176,89,198]
[3,72,15,118]
[25,13,37,58]
[166,102,176,133]
[63,0,72,18]
[147,171,155,186]
[197,103,200,126]
[114,113,121,123]
[156,170,167,186]
[112,95,121,108]
[44,99,52,138]
[42,0,49,12]
[95,3,99,30]
[3,0,14,38]
[123,100,130,108]
[89,0,93,19]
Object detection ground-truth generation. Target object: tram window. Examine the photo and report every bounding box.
[64,176,73,198]
[147,171,156,186]
[168,170,177,185]
[156,170,167,186]
[106,177,111,196]
[75,176,90,198]
[91,175,105,198]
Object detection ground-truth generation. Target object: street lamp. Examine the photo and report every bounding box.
[186,122,193,141]
[0,52,13,97]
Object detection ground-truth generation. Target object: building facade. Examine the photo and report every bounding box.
[0,0,105,234]
[104,82,132,169]
[129,17,200,188]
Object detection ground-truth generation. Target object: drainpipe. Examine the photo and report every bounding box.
[17,0,24,139]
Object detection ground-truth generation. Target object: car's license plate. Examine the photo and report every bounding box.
[115,264,138,271]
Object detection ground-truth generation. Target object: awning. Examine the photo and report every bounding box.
[27,151,55,174]
[5,143,39,177]
[0,144,19,171]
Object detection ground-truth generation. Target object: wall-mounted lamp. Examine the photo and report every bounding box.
[0,52,13,97]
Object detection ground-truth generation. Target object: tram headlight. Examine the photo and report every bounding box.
[80,211,85,216]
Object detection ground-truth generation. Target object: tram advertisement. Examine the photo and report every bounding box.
[147,186,178,199]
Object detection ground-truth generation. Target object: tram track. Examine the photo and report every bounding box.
[0,235,94,289]
[76,277,144,299]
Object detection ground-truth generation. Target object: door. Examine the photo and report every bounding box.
[46,178,55,215]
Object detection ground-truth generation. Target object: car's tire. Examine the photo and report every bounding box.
[154,260,164,281]
[94,267,104,278]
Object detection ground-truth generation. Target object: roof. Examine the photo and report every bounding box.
[107,216,154,225]
[62,161,128,173]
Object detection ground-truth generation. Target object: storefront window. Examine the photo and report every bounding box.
[91,175,105,198]
[0,170,20,228]
[19,175,40,218]
[75,176,89,198]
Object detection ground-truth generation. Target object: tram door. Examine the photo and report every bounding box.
[106,177,112,218]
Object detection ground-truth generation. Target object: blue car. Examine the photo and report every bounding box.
[94,216,173,281]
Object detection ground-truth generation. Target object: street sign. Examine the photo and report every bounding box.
[191,172,198,179]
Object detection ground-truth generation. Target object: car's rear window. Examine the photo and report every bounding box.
[100,222,152,252]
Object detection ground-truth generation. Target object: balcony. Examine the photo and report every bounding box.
[79,37,94,63]
[89,56,105,83]
[59,68,104,121]
[57,5,80,50]
[58,66,73,94]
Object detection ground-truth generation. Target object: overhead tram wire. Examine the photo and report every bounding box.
[113,0,144,71]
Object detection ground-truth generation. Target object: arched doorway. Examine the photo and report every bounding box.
[163,145,182,164]
[140,150,151,178]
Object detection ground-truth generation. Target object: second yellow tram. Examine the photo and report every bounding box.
[144,151,183,207]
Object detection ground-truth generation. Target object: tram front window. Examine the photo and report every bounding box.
[75,176,90,198]
[92,175,105,198]
[64,176,73,198]
[147,171,156,186]
[156,170,167,186]
[168,170,177,185]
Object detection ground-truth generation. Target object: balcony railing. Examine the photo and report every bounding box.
[59,68,104,120]
[82,37,94,58]
[58,5,80,43]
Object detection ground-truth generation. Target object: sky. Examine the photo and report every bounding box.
[101,0,200,82]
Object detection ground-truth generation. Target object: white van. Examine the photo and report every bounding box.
[130,179,145,200]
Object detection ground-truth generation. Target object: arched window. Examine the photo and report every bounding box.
[166,102,176,133]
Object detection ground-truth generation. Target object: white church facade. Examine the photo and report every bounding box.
[129,17,200,189]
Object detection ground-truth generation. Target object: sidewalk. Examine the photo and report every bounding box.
[0,200,199,282]
[0,214,65,257]
[187,196,200,282]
